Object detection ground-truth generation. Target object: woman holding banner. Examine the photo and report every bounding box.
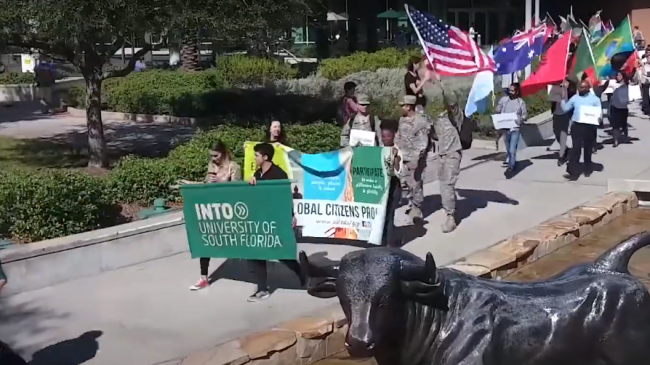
[264,120,288,145]
[187,141,242,291]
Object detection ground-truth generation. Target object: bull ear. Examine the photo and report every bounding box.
[299,251,340,299]
[307,279,339,299]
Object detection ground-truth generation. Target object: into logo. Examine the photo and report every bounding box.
[234,202,249,219]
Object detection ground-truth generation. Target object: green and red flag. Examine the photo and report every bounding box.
[570,32,598,84]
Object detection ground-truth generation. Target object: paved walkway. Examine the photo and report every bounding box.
[2,104,650,364]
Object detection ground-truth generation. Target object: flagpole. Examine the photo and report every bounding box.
[404,4,436,69]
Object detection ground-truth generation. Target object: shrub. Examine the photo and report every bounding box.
[106,156,181,205]
[215,55,298,86]
[107,123,341,205]
[0,170,121,242]
[318,48,421,80]
[0,72,35,85]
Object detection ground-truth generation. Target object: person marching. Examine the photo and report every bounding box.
[609,72,631,147]
[394,95,430,223]
[340,94,381,146]
[560,79,602,180]
[495,83,528,173]
[186,141,242,291]
[428,70,463,233]
[553,78,577,166]
[247,143,305,302]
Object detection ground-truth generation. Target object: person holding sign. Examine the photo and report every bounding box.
[247,143,304,302]
[560,79,602,180]
[495,83,527,173]
[187,141,242,291]
[340,94,381,147]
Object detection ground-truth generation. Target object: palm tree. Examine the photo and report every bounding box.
[180,30,200,71]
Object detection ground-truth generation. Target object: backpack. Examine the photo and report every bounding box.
[447,107,474,150]
[458,116,475,150]
[336,96,352,126]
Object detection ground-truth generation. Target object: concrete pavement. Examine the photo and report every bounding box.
[2,105,650,364]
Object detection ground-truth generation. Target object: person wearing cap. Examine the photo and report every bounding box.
[395,94,430,223]
[427,70,463,233]
[340,93,381,147]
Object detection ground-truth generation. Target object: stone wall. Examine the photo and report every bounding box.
[161,191,639,365]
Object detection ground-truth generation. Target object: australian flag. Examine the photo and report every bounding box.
[494,24,549,75]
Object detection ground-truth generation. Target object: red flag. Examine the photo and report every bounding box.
[622,50,639,76]
[521,31,572,96]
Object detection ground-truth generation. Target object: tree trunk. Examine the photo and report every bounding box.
[181,34,200,71]
[84,74,108,168]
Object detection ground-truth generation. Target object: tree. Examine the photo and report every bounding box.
[0,0,175,167]
[0,0,312,168]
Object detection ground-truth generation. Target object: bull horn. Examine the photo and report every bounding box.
[299,251,340,278]
[400,252,439,284]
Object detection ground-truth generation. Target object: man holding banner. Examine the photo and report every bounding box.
[247,143,304,302]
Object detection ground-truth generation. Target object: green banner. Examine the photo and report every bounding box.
[181,180,297,260]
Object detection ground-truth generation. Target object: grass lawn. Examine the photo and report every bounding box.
[0,135,94,170]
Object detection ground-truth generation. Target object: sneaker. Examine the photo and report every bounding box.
[408,206,423,221]
[441,215,457,233]
[189,277,209,291]
[248,290,271,302]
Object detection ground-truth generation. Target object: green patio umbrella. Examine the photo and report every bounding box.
[377,9,403,19]
[377,10,408,40]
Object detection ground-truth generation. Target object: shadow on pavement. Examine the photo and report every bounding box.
[422,188,519,223]
[0,300,71,362]
[504,159,532,179]
[208,258,305,293]
[29,331,102,365]
[2,123,196,168]
[0,103,57,125]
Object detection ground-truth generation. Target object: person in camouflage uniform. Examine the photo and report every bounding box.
[394,95,430,222]
[429,71,463,233]
[340,94,381,146]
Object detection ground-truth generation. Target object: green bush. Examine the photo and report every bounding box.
[0,170,121,242]
[0,72,35,85]
[318,48,421,80]
[105,156,181,205]
[215,55,298,85]
[107,123,341,205]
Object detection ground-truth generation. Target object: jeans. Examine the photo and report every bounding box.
[567,122,596,176]
[552,113,571,161]
[505,129,521,170]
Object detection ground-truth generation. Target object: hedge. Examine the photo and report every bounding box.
[317,48,421,80]
[0,72,35,85]
[0,169,121,242]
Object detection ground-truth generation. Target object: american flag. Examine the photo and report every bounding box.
[405,5,495,76]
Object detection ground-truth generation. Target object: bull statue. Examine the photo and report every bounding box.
[299,232,650,365]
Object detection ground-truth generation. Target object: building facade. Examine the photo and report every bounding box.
[294,0,650,50]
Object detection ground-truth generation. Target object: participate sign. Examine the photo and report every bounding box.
[243,143,393,245]
[181,180,296,260]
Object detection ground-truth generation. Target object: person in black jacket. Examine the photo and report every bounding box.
[247,143,304,302]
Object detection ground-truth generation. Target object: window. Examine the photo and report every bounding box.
[292,16,317,44]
